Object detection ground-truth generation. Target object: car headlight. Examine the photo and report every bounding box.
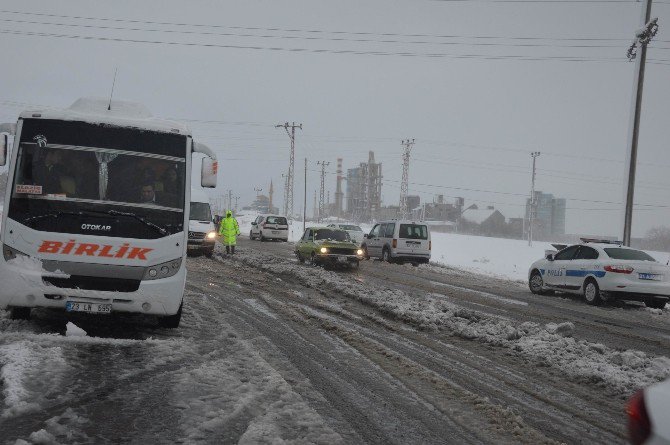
[320,247,328,254]
[206,231,216,239]
[356,249,364,256]
[143,258,183,280]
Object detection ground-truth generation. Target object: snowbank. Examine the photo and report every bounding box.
[229,249,670,396]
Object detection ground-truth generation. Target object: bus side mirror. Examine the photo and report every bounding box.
[201,158,217,188]
[0,134,7,166]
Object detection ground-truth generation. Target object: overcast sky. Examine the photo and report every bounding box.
[0,0,669,237]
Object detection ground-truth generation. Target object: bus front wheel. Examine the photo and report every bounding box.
[159,302,183,328]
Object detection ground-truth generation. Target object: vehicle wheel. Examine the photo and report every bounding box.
[249,231,255,240]
[260,232,266,242]
[351,261,360,270]
[645,299,667,309]
[361,245,370,260]
[159,301,183,328]
[382,248,392,263]
[583,278,603,306]
[296,252,305,264]
[310,253,319,267]
[411,262,419,267]
[204,248,214,258]
[529,270,545,295]
[9,307,31,320]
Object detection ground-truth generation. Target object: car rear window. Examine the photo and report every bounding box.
[266,216,287,225]
[604,248,656,261]
[340,225,362,231]
[314,229,350,241]
[399,224,428,240]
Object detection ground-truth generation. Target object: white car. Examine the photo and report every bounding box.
[327,223,365,245]
[528,239,670,308]
[627,377,670,445]
[250,214,289,242]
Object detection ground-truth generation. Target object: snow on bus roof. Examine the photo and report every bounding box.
[18,97,192,135]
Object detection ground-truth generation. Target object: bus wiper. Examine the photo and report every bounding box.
[24,211,88,224]
[24,209,169,236]
[107,210,168,236]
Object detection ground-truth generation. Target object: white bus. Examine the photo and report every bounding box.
[0,98,218,328]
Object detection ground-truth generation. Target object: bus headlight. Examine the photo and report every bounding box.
[320,247,328,254]
[2,244,28,261]
[143,258,182,281]
[206,232,216,239]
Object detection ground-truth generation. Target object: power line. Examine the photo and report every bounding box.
[0,17,661,51]
[1,9,662,43]
[1,28,661,64]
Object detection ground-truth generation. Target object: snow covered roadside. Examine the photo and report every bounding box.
[0,309,343,443]
[429,232,670,282]
[229,249,670,397]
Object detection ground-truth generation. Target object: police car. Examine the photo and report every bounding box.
[528,238,669,308]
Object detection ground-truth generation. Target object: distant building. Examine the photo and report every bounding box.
[507,217,524,239]
[411,195,463,222]
[525,191,566,239]
[461,206,506,236]
[406,195,420,215]
[345,151,382,222]
[243,194,278,214]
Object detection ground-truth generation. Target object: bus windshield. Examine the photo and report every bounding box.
[12,144,185,208]
[8,119,187,238]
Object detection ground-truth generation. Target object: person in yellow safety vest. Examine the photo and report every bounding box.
[218,210,240,254]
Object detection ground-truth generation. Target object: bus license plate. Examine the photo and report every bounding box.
[639,273,663,281]
[66,301,112,314]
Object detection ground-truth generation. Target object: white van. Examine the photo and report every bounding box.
[362,219,431,265]
[188,188,217,256]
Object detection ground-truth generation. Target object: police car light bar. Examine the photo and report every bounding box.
[580,238,623,245]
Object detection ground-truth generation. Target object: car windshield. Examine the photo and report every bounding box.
[190,202,212,221]
[340,224,362,231]
[266,216,287,225]
[314,229,350,241]
[399,224,428,240]
[604,248,656,261]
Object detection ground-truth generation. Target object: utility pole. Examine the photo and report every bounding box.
[227,189,233,212]
[622,0,658,246]
[313,191,318,220]
[276,122,302,220]
[317,161,330,222]
[303,158,307,232]
[234,196,240,213]
[399,139,415,219]
[335,158,343,219]
[528,152,540,247]
[268,180,274,213]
